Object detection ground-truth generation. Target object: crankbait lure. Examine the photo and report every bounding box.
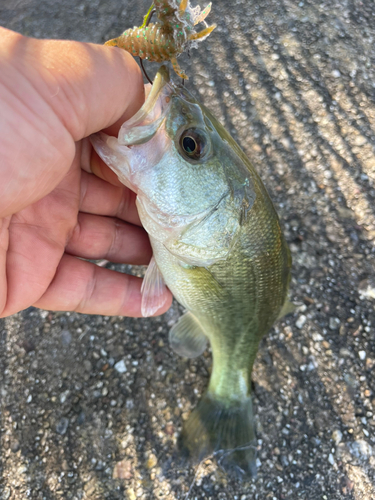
[105,0,216,79]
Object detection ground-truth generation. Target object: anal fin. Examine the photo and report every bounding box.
[277,298,296,320]
[141,256,168,317]
[169,312,207,358]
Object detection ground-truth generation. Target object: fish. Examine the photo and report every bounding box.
[91,66,292,477]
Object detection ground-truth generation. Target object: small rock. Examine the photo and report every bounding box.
[77,411,86,425]
[348,440,373,459]
[126,488,137,500]
[113,459,133,480]
[296,315,307,329]
[21,339,35,353]
[332,69,341,78]
[280,455,289,467]
[114,360,127,374]
[312,332,323,342]
[60,390,70,404]
[95,460,105,471]
[83,360,93,373]
[329,317,340,330]
[359,278,375,300]
[146,453,158,469]
[17,465,27,475]
[1,487,11,500]
[332,430,343,445]
[56,417,69,435]
[307,356,318,371]
[61,329,72,346]
[10,439,20,453]
[328,453,335,465]
[353,135,367,146]
[358,350,366,361]
[339,348,351,358]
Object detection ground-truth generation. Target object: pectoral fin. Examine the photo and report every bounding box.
[141,256,168,317]
[169,312,208,358]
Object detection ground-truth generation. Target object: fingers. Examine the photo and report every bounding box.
[66,212,152,265]
[31,36,145,140]
[33,254,173,317]
[2,219,66,318]
[0,28,144,218]
[89,148,124,186]
[80,170,141,225]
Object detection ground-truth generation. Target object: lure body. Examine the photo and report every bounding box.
[105,0,216,78]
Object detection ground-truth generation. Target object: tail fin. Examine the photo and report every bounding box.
[178,392,257,478]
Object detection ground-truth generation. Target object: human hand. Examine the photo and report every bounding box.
[0,27,172,318]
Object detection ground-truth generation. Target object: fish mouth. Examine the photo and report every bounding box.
[118,66,172,146]
[144,65,171,113]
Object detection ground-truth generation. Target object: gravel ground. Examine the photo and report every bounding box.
[1,0,375,499]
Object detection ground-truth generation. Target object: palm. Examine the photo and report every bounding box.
[1,144,166,318]
[4,153,81,315]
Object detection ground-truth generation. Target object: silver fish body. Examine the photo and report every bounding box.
[91,66,291,477]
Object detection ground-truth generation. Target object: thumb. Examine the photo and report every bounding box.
[0,28,144,217]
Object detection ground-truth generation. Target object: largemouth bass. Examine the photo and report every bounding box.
[91,66,292,477]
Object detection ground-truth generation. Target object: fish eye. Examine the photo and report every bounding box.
[179,128,209,161]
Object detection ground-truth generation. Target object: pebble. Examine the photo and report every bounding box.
[113,459,132,480]
[10,439,20,453]
[83,360,93,372]
[353,135,367,146]
[146,453,158,469]
[358,278,375,300]
[332,429,343,445]
[328,453,335,465]
[348,440,373,459]
[312,332,323,341]
[114,360,127,373]
[329,317,340,330]
[60,390,70,404]
[126,488,136,500]
[61,329,72,346]
[1,487,11,500]
[358,350,366,361]
[296,315,307,329]
[56,417,69,435]
[339,348,351,358]
[331,69,341,78]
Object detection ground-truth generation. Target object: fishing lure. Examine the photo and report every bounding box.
[105,0,216,79]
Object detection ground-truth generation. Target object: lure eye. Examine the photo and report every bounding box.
[179,128,209,161]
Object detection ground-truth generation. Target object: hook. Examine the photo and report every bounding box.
[140,58,153,85]
[139,8,156,85]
